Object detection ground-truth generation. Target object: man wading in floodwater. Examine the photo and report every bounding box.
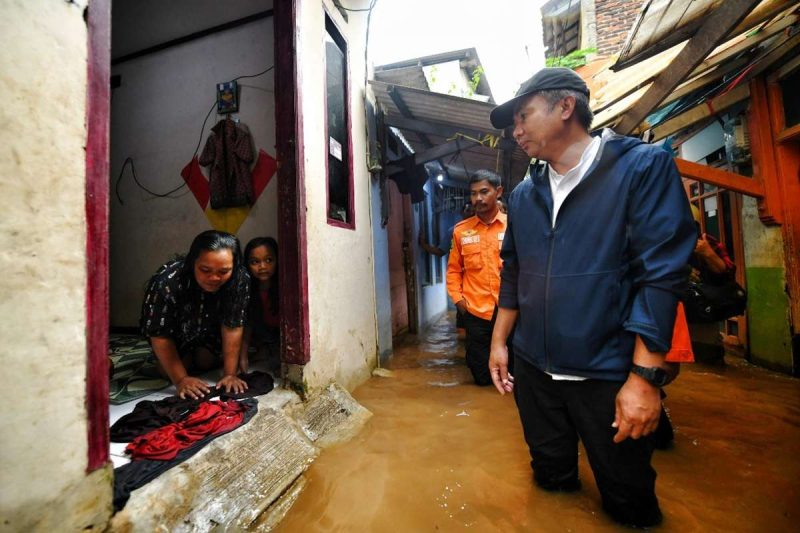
[488,68,695,527]
[446,169,513,386]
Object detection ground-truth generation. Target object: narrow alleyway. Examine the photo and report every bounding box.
[276,314,800,532]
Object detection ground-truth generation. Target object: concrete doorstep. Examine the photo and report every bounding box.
[109,383,372,532]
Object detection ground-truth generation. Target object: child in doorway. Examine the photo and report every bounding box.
[240,237,281,374]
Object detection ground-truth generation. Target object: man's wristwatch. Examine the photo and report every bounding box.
[630,364,670,387]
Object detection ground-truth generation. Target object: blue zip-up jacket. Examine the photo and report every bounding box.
[499,131,695,381]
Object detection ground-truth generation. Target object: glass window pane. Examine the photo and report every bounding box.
[325,19,351,224]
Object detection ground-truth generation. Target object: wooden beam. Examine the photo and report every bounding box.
[766,77,800,333]
[777,123,800,144]
[674,158,765,198]
[387,84,455,181]
[697,11,798,75]
[385,138,482,176]
[616,0,762,135]
[748,76,784,225]
[652,83,750,141]
[388,85,433,148]
[385,115,518,151]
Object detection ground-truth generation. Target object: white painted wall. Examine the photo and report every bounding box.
[0,1,110,530]
[110,0,276,326]
[298,0,379,391]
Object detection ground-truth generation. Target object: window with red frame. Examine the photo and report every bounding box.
[325,15,353,227]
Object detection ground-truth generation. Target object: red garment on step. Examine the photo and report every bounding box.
[125,400,246,460]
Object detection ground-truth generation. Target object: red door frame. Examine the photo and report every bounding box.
[85,0,310,467]
[86,0,111,471]
[274,0,311,365]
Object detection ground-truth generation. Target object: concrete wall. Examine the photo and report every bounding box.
[0,0,111,530]
[110,0,276,326]
[741,196,794,372]
[370,177,393,363]
[298,0,379,391]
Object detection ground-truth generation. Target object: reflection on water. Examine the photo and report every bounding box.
[276,314,800,532]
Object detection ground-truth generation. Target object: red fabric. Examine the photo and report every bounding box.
[665,302,694,363]
[259,289,280,329]
[180,156,210,210]
[125,400,246,460]
[251,149,277,202]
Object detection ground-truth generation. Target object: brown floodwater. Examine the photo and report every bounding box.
[276,315,800,532]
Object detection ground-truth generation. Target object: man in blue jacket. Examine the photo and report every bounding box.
[488,68,695,528]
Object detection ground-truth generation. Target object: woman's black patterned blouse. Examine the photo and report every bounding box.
[139,259,250,354]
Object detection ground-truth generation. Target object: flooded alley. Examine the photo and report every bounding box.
[277,314,800,532]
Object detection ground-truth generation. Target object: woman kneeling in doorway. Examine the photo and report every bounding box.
[140,230,250,399]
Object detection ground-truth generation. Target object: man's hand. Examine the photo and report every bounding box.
[176,376,211,400]
[455,299,469,315]
[217,374,248,395]
[489,343,514,395]
[612,373,661,443]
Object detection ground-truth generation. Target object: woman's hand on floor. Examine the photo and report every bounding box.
[217,374,248,394]
[177,376,211,400]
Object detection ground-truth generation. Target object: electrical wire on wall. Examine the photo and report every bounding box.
[115,65,274,205]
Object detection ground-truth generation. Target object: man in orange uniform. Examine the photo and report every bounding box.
[446,169,509,385]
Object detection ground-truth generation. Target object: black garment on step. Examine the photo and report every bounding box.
[113,398,257,511]
[110,371,273,442]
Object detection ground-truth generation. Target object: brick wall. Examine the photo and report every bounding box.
[594,0,644,56]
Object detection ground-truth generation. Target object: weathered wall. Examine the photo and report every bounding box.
[594,0,643,56]
[299,0,379,391]
[110,0,276,326]
[414,183,449,330]
[0,0,111,530]
[741,196,793,372]
[370,171,393,364]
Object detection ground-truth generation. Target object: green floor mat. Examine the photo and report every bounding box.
[109,334,170,404]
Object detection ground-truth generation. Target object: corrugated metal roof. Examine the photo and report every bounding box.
[614,0,794,70]
[373,65,429,91]
[370,80,530,184]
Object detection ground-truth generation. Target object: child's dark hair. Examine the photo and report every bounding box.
[244,236,279,312]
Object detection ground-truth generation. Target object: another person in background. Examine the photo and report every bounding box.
[687,204,736,364]
[488,68,695,527]
[240,237,281,374]
[141,230,250,399]
[446,170,511,386]
[420,202,474,336]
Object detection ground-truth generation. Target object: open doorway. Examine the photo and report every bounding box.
[86,0,309,475]
[106,0,279,466]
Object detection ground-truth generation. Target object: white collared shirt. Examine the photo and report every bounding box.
[548,134,602,227]
[545,133,604,381]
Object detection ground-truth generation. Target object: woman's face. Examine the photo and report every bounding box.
[247,245,277,284]
[193,249,234,292]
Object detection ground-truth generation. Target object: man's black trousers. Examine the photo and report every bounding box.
[513,356,662,528]
[462,309,513,386]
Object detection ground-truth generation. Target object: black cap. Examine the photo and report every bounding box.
[490,67,590,129]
